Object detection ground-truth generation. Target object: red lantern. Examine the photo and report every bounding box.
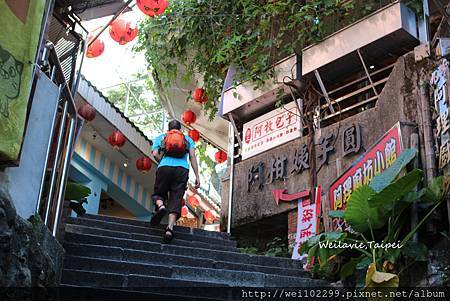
[188,195,199,208]
[108,130,126,149]
[192,88,208,104]
[86,34,105,58]
[137,0,169,17]
[109,17,138,45]
[136,156,152,174]
[181,206,188,218]
[188,129,200,142]
[182,109,197,125]
[214,150,228,164]
[78,103,96,122]
[204,210,216,223]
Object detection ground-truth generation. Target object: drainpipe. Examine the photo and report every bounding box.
[227,123,235,234]
[419,71,436,184]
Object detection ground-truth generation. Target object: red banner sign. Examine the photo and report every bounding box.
[328,123,403,213]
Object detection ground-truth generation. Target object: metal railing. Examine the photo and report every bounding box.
[35,42,78,238]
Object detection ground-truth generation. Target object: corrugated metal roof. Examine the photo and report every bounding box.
[78,76,153,157]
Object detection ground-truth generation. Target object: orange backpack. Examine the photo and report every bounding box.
[161,129,188,158]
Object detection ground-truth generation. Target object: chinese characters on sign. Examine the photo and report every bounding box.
[342,124,362,156]
[292,143,309,174]
[247,162,265,192]
[328,123,403,230]
[268,155,288,183]
[242,102,301,160]
[246,123,363,192]
[317,133,336,166]
[430,59,450,170]
[292,187,321,261]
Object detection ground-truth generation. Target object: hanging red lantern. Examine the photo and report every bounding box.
[192,88,208,104]
[204,210,216,223]
[188,129,200,142]
[86,34,105,58]
[109,17,138,45]
[182,109,197,125]
[137,0,169,17]
[188,195,199,208]
[214,150,228,164]
[136,156,152,174]
[108,130,126,149]
[78,103,96,122]
[181,206,188,218]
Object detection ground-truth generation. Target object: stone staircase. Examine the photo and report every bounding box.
[60,214,327,300]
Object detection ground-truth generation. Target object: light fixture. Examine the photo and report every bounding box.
[123,161,128,168]
[369,65,375,70]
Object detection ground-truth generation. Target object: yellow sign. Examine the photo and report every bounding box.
[0,0,46,163]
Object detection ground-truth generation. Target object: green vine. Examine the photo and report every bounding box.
[135,0,423,119]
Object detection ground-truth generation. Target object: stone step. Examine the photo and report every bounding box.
[65,224,239,253]
[61,269,232,300]
[65,230,306,277]
[64,251,309,282]
[60,285,221,301]
[82,214,230,240]
[62,261,325,288]
[65,217,236,247]
[64,242,308,278]
[64,232,304,271]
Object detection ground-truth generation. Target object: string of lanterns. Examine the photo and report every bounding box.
[182,195,216,223]
[86,0,170,58]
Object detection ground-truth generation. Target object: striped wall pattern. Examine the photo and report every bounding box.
[74,138,152,212]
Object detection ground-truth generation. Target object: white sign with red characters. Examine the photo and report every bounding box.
[242,101,301,160]
[292,187,321,261]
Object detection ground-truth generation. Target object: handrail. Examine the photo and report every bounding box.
[37,41,79,238]
[43,42,78,116]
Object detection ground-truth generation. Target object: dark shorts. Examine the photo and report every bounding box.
[152,166,189,218]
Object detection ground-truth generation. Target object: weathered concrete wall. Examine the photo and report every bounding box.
[0,187,64,288]
[229,53,423,228]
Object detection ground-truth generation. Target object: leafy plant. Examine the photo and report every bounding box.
[301,149,448,286]
[265,236,290,257]
[135,0,423,118]
[65,181,91,216]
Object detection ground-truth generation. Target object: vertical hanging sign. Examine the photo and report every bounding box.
[0,0,46,164]
[291,187,321,261]
[430,59,450,172]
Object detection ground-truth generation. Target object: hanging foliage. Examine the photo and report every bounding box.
[109,17,138,45]
[135,0,423,118]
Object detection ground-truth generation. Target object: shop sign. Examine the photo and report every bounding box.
[430,59,450,170]
[292,187,321,261]
[242,101,301,160]
[247,123,362,192]
[328,123,403,230]
[0,0,46,163]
